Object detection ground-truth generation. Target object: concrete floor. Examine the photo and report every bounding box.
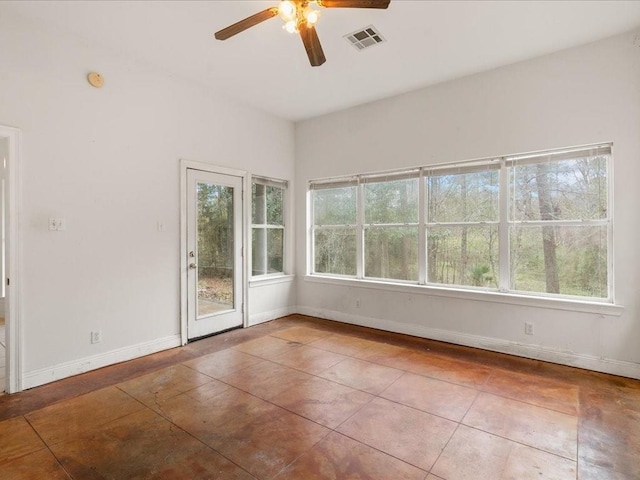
[0,315,638,478]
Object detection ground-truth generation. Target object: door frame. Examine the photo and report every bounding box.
[0,125,22,393]
[179,160,249,345]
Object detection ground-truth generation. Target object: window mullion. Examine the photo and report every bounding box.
[425,221,499,227]
[356,181,364,279]
[418,169,426,284]
[499,159,510,292]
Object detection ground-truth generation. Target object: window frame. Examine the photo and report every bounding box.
[251,176,288,279]
[362,172,420,283]
[308,143,615,305]
[424,164,501,290]
[310,180,359,278]
[504,147,612,301]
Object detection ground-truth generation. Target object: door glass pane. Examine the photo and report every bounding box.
[197,182,234,317]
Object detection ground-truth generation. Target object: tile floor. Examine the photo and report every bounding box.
[0,314,639,479]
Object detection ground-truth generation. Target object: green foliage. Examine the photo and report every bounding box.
[510,157,607,221]
[312,154,609,299]
[363,179,418,280]
[365,227,418,281]
[427,226,499,287]
[510,225,607,297]
[252,183,285,275]
[313,186,358,276]
[314,186,357,225]
[197,183,234,279]
[428,170,499,222]
[470,265,493,286]
[314,229,356,275]
[509,157,608,297]
[365,179,418,224]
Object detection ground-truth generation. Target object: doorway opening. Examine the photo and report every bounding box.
[0,136,6,392]
[0,125,21,394]
[180,161,248,344]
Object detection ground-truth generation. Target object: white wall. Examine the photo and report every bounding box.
[295,29,640,378]
[0,8,295,388]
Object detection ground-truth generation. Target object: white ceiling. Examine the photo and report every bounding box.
[5,1,640,121]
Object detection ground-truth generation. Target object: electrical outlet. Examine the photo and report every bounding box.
[91,330,102,344]
[524,322,534,335]
[356,298,361,308]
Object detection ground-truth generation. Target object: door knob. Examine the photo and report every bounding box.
[189,263,197,269]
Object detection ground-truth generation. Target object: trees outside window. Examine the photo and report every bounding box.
[508,154,608,297]
[198,183,234,279]
[427,169,499,288]
[312,184,357,276]
[252,177,287,276]
[364,177,419,281]
[197,183,234,305]
[310,144,612,302]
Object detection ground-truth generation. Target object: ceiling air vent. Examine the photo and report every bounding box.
[344,25,385,51]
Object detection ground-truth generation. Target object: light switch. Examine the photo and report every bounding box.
[48,218,66,231]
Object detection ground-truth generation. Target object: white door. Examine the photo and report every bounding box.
[187,169,243,339]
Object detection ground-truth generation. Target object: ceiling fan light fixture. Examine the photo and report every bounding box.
[213,0,390,66]
[283,19,298,33]
[278,1,297,21]
[303,4,321,26]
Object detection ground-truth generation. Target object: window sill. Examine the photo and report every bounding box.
[249,274,295,288]
[303,275,624,317]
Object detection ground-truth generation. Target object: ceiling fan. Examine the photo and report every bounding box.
[214,0,391,67]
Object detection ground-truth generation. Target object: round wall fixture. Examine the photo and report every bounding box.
[87,72,104,88]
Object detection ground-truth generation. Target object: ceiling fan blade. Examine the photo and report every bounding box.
[318,0,390,8]
[299,24,326,67]
[214,8,278,40]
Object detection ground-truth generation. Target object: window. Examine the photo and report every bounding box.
[364,175,419,281]
[312,182,357,276]
[309,144,612,302]
[427,167,499,288]
[252,176,287,277]
[507,149,609,298]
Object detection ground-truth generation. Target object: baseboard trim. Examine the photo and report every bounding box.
[249,306,296,327]
[295,306,640,380]
[22,335,182,390]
